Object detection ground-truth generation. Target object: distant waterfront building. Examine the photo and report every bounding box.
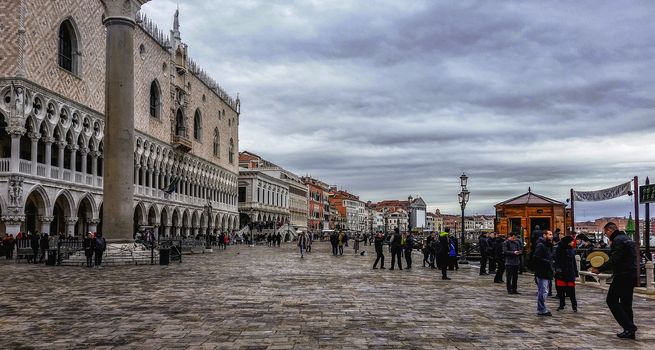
[372,196,427,231]
[238,151,308,235]
[302,176,330,232]
[328,187,365,232]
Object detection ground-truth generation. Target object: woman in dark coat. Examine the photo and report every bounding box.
[83,232,94,268]
[554,235,578,311]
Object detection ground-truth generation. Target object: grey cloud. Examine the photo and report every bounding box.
[142,0,655,218]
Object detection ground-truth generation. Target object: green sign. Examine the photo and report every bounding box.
[640,184,655,204]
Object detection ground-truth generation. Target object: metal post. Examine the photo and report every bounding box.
[645,177,651,259]
[634,176,641,287]
[460,204,467,263]
[570,188,575,235]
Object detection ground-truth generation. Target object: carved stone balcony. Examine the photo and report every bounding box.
[172,134,192,152]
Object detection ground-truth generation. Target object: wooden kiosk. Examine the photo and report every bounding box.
[494,189,570,252]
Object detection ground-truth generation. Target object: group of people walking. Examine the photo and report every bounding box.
[372,228,458,279]
[477,223,639,339]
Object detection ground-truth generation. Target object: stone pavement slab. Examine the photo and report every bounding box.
[0,242,653,349]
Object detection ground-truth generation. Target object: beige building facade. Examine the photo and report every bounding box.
[0,1,240,238]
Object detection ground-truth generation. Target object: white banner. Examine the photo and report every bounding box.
[573,181,632,202]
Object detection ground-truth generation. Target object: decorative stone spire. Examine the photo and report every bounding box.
[173,7,181,39]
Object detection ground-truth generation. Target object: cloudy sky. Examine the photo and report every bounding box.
[141,0,655,219]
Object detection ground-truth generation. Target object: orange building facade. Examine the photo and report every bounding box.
[494,190,571,251]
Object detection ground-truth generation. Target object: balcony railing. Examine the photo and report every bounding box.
[0,159,9,172]
[0,157,237,213]
[19,160,31,174]
[172,134,192,152]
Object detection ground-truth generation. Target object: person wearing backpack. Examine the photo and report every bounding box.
[93,232,107,267]
[437,229,452,280]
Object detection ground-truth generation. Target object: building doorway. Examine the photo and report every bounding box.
[530,217,550,232]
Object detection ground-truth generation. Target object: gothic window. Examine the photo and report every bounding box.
[58,20,78,73]
[193,109,202,141]
[228,138,234,164]
[175,109,185,137]
[213,128,219,157]
[149,80,161,118]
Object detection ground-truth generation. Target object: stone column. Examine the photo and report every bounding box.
[57,141,65,177]
[39,216,53,234]
[154,170,159,190]
[2,215,24,236]
[80,148,88,175]
[29,132,39,174]
[101,0,149,242]
[87,219,101,233]
[91,151,99,180]
[69,145,78,174]
[140,166,146,186]
[65,217,78,237]
[44,137,54,176]
[9,129,23,173]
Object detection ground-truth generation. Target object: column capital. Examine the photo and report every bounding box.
[2,214,25,224]
[101,0,150,25]
[44,137,56,144]
[28,132,41,141]
[79,148,89,156]
[87,219,101,225]
[7,127,25,136]
[39,215,54,223]
[65,217,79,224]
[91,150,101,158]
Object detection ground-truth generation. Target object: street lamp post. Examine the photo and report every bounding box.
[458,173,470,264]
[383,208,388,236]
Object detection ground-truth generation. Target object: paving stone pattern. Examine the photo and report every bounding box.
[0,242,653,349]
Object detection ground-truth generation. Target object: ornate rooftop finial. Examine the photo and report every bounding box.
[173,7,181,39]
[528,186,532,193]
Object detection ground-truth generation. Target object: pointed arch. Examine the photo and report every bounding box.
[213,128,219,157]
[58,18,81,74]
[175,108,185,137]
[193,109,202,141]
[52,189,75,218]
[149,80,161,118]
[191,210,199,228]
[160,205,171,226]
[133,201,147,226]
[147,203,159,226]
[228,138,234,164]
[24,184,51,215]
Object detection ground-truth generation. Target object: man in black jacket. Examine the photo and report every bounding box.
[373,232,385,269]
[404,231,415,269]
[478,232,490,275]
[528,225,543,270]
[493,234,505,283]
[389,228,402,270]
[533,230,554,316]
[592,222,638,339]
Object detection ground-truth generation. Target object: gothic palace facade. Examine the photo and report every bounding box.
[0,0,240,238]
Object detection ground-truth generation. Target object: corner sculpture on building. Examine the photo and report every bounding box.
[0,0,240,240]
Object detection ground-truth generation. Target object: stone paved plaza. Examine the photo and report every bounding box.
[1,242,653,350]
